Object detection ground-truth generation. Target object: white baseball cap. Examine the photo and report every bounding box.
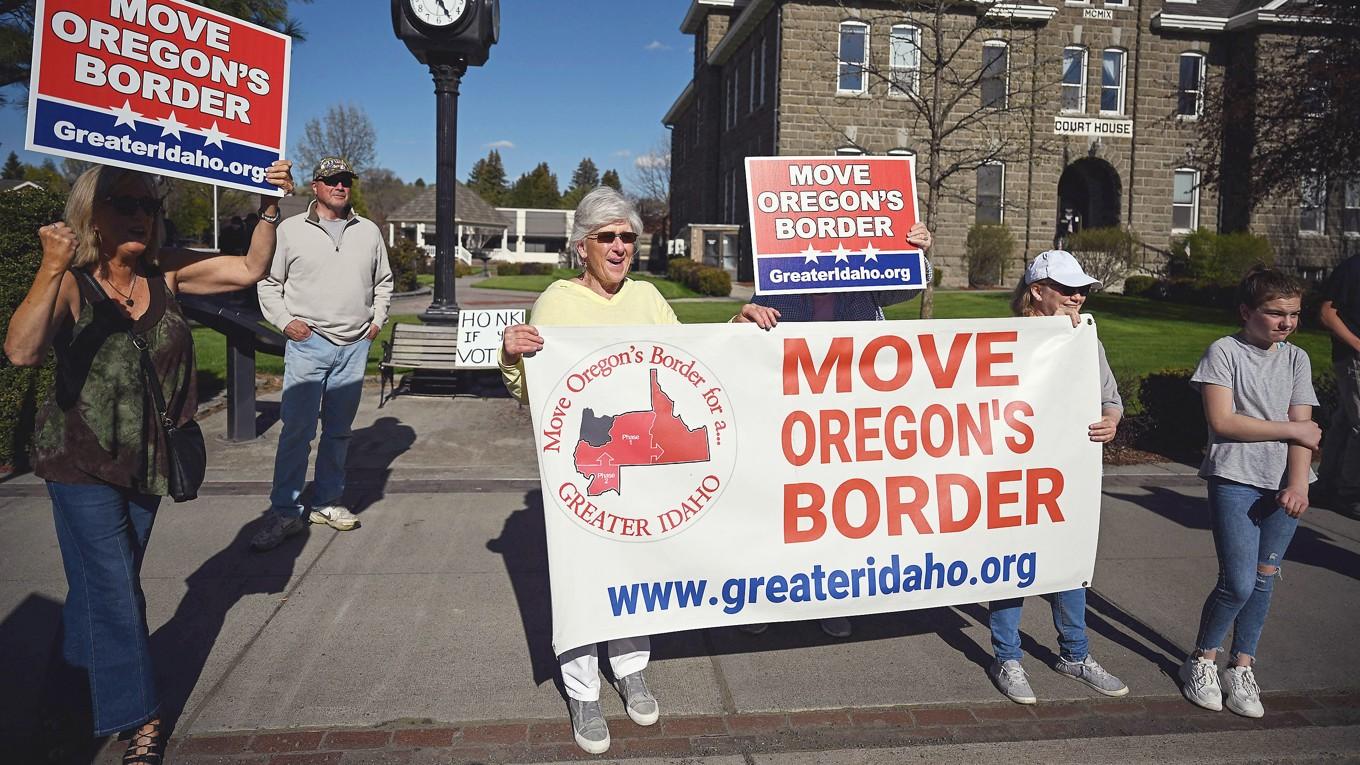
[1024,250,1102,289]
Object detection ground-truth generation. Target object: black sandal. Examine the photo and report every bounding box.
[122,718,165,764]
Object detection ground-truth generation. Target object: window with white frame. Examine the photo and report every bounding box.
[838,21,869,93]
[1300,175,1326,234]
[1172,169,1199,232]
[981,41,1009,108]
[1345,179,1359,235]
[890,25,920,97]
[1100,49,1126,114]
[1177,52,1205,118]
[1062,47,1087,112]
[1106,0,1129,6]
[976,163,1004,224]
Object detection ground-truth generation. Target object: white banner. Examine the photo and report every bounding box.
[524,317,1103,654]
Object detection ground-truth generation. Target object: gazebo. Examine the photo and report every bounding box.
[387,182,509,263]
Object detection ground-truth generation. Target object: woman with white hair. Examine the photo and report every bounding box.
[500,186,674,754]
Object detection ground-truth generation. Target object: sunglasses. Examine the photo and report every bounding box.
[104,195,163,217]
[1047,282,1092,297]
[317,175,354,188]
[586,231,639,245]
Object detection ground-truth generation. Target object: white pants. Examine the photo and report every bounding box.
[558,636,650,701]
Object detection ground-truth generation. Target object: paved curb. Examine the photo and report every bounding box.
[109,690,1360,764]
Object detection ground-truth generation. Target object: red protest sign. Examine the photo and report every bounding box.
[26,0,291,194]
[745,156,924,296]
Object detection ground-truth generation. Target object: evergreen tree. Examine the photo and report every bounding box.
[467,149,509,205]
[561,157,601,209]
[1,152,22,180]
[506,163,561,209]
[601,169,622,192]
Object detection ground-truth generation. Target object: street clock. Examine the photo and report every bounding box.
[392,0,499,65]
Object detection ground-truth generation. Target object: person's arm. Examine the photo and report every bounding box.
[1277,403,1313,517]
[368,239,394,340]
[4,223,80,366]
[1320,300,1360,355]
[499,323,541,404]
[163,160,293,295]
[1200,383,1321,449]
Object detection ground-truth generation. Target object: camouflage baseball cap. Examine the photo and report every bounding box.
[312,156,357,181]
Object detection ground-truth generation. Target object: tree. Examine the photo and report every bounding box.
[294,102,377,181]
[22,159,67,193]
[356,167,417,228]
[631,140,671,271]
[0,1,309,107]
[820,1,1054,316]
[601,169,622,192]
[561,157,601,209]
[467,149,508,206]
[1196,4,1360,227]
[1,151,21,179]
[506,162,560,209]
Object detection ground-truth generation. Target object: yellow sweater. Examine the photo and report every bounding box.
[499,278,680,403]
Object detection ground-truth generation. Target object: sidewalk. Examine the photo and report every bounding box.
[2,386,1358,764]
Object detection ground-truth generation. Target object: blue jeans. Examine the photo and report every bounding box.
[46,481,161,736]
[1194,478,1299,658]
[270,332,370,519]
[990,588,1089,663]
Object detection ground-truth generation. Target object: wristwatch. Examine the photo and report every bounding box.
[258,208,282,225]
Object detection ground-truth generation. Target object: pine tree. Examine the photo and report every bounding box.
[1,152,23,180]
[467,149,508,206]
[601,169,622,192]
[506,163,561,209]
[561,157,601,209]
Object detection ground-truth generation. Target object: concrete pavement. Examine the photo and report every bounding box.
[2,380,1358,763]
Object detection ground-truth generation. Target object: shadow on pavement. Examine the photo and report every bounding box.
[342,415,416,516]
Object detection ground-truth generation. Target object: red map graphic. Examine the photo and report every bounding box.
[573,370,711,495]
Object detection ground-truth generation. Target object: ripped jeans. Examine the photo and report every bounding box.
[1194,478,1300,659]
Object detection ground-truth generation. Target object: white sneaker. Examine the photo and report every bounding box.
[1220,665,1265,718]
[309,504,359,530]
[989,659,1037,705]
[567,698,610,754]
[1179,656,1223,711]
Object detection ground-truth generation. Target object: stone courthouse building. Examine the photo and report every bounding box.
[664,0,1355,286]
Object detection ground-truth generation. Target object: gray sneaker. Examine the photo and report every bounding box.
[819,617,852,638]
[309,504,359,530]
[1220,665,1265,718]
[1179,655,1224,711]
[250,515,306,552]
[567,698,610,754]
[1054,654,1129,697]
[614,671,659,726]
[989,659,1037,704]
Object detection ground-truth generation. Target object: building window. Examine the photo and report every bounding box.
[1172,168,1199,232]
[1100,49,1126,114]
[1062,47,1087,112]
[976,163,1004,224]
[759,37,767,106]
[981,41,1008,108]
[835,145,866,156]
[1177,52,1205,118]
[890,25,920,97]
[1106,0,1129,6]
[838,21,869,93]
[1345,179,1359,235]
[749,48,758,113]
[725,71,737,129]
[1303,50,1327,117]
[1300,175,1326,234]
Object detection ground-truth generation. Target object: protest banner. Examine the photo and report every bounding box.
[25,0,291,194]
[745,156,927,296]
[456,309,526,369]
[523,317,1103,654]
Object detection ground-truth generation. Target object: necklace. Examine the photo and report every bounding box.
[104,273,138,306]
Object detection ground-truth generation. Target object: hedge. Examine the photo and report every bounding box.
[666,257,730,297]
[493,261,555,276]
[0,188,66,469]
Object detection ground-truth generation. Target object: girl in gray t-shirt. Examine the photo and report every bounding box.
[1181,268,1321,719]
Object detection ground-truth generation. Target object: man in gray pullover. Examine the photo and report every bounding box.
[252,156,394,551]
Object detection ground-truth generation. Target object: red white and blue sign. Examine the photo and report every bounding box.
[25,0,291,195]
[745,156,926,296]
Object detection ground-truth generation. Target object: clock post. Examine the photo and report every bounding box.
[392,0,500,324]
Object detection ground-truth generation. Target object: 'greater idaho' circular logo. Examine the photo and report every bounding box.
[538,341,736,542]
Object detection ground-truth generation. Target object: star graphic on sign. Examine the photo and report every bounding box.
[831,242,852,263]
[201,121,228,148]
[862,242,881,262]
[802,244,821,264]
[110,100,140,129]
[159,111,186,140]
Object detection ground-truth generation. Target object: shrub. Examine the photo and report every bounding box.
[385,236,422,292]
[1172,229,1274,287]
[0,188,66,469]
[1122,274,1157,297]
[494,260,520,276]
[454,258,473,277]
[1136,369,1206,457]
[522,262,555,276]
[692,266,732,297]
[667,257,700,282]
[1069,226,1139,287]
[966,223,1013,287]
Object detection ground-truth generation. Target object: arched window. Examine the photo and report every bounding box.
[837,21,869,93]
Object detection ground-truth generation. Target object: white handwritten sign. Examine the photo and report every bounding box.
[456,309,526,369]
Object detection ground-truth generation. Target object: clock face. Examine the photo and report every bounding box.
[408,0,467,27]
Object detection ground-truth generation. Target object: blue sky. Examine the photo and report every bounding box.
[0,0,694,191]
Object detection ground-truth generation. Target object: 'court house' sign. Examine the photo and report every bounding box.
[1053,116,1133,138]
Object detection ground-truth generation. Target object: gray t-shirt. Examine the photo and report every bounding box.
[1190,334,1318,489]
[1097,340,1122,412]
[317,216,349,248]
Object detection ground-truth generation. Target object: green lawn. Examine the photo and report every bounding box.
[477,269,701,299]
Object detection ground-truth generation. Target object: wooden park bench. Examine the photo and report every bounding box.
[379,323,461,406]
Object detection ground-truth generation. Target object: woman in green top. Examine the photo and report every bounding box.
[4,160,293,762]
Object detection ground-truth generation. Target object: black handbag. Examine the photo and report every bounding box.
[130,330,206,502]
